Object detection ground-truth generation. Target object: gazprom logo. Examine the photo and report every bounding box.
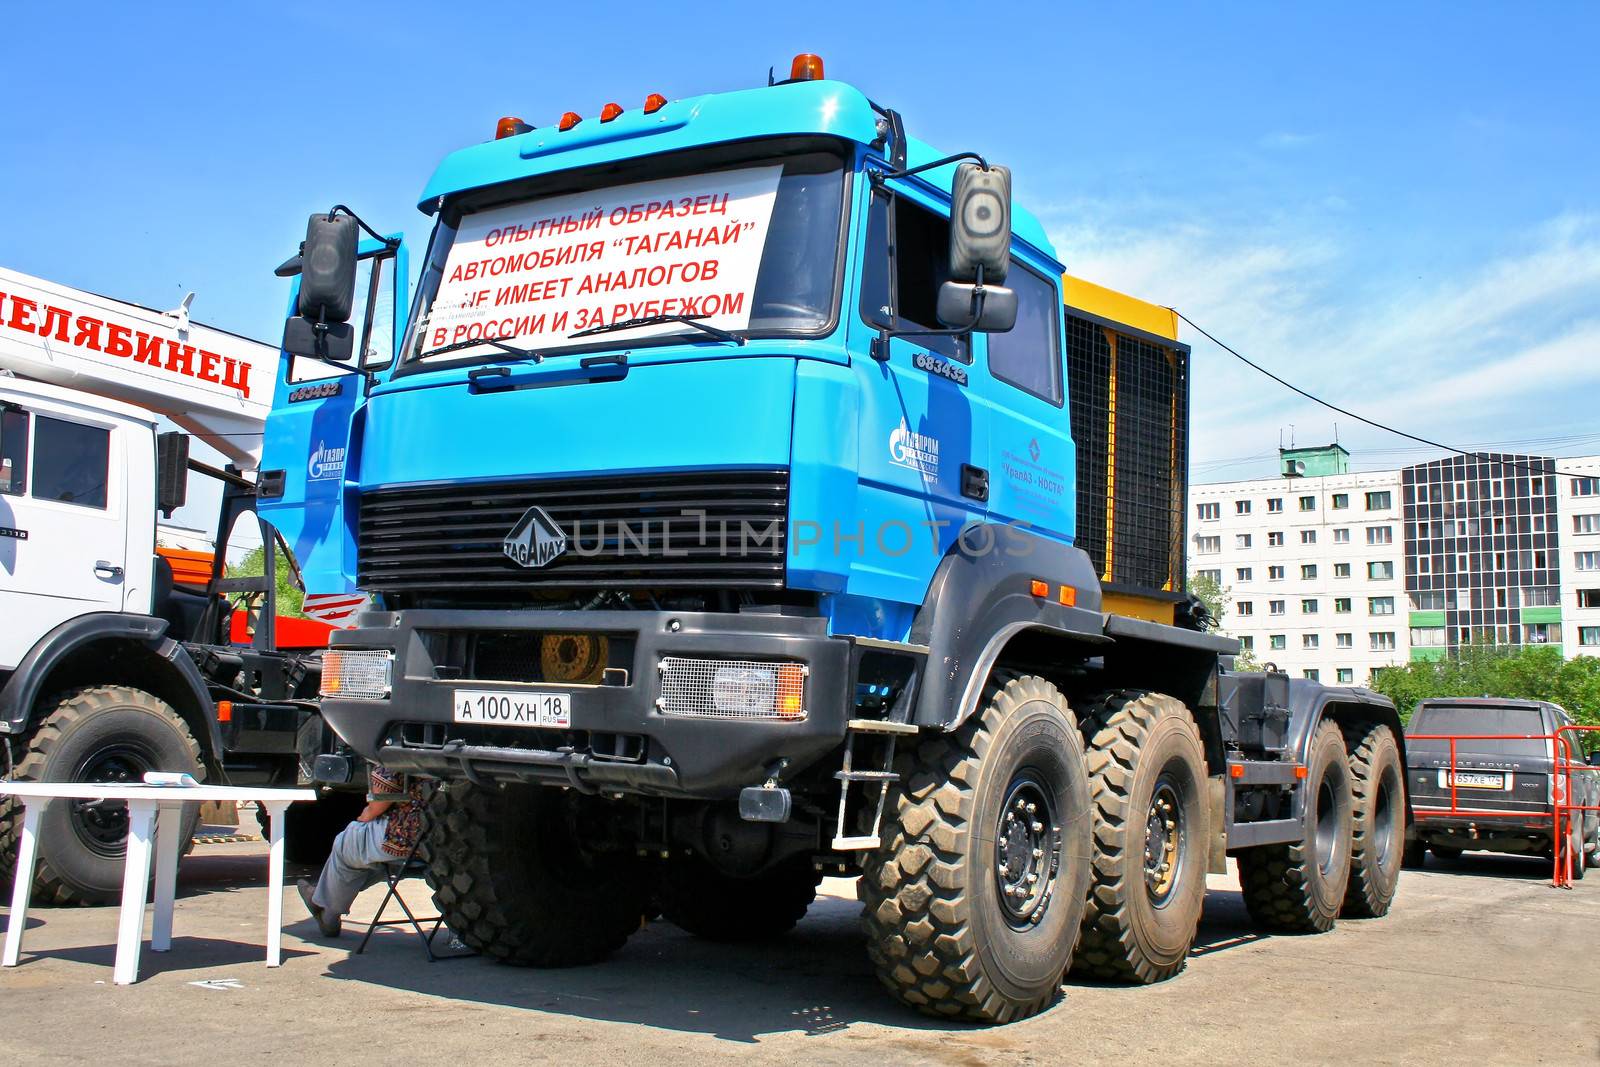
[308,440,346,482]
[503,505,568,568]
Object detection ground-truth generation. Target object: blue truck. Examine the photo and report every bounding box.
[261,54,1410,1023]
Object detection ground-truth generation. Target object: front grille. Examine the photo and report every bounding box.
[358,470,788,596]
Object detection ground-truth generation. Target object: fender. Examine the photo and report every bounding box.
[908,526,1106,729]
[0,612,223,763]
[1282,679,1406,768]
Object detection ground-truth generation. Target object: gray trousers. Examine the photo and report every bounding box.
[311,815,396,920]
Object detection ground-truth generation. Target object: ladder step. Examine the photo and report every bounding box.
[847,718,919,735]
[831,835,881,851]
[835,769,900,782]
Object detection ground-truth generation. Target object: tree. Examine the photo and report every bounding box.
[224,545,305,618]
[1189,572,1230,626]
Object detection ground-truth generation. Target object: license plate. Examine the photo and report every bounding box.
[1439,770,1508,790]
[452,689,570,728]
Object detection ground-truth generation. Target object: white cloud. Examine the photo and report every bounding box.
[1045,208,1600,477]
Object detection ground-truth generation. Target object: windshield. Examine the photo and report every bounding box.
[402,142,848,366]
[1409,704,1548,757]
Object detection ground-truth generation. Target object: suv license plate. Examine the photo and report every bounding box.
[1440,770,1507,790]
[453,689,570,728]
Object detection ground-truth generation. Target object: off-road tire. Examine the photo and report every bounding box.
[1072,690,1208,984]
[656,855,823,942]
[0,686,204,906]
[1340,722,1404,918]
[256,791,367,865]
[859,675,1092,1024]
[1238,719,1352,933]
[422,780,646,966]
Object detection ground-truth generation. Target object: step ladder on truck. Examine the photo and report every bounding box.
[266,53,1412,1023]
[0,260,404,903]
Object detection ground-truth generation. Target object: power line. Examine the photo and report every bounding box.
[1172,309,1594,482]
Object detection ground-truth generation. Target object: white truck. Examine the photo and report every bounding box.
[0,266,364,903]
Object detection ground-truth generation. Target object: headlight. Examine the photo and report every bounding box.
[320,650,394,699]
[657,657,807,721]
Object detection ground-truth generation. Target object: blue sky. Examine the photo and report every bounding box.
[4,1,1598,487]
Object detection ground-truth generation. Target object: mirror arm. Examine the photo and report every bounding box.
[868,151,990,187]
[328,205,402,251]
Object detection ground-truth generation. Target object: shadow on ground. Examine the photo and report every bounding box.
[1415,850,1568,881]
[317,883,1290,1042]
[17,936,316,976]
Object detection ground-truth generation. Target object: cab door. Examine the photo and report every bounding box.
[846,184,989,608]
[257,236,407,606]
[0,396,129,668]
[976,261,1074,545]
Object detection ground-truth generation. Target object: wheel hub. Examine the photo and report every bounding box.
[69,745,155,855]
[1144,779,1184,905]
[994,775,1061,927]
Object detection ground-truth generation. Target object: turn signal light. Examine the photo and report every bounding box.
[643,92,668,113]
[1030,579,1049,598]
[776,663,806,720]
[558,111,582,131]
[790,53,825,81]
[600,102,624,122]
[1058,585,1077,607]
[495,116,532,140]
[216,700,233,723]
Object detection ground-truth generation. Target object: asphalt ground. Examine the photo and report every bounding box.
[1,838,1596,1065]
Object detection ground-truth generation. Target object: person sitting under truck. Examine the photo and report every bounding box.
[297,764,426,937]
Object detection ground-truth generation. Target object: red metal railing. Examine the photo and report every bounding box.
[1407,727,1599,889]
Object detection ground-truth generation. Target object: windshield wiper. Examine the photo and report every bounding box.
[416,334,545,362]
[567,314,745,345]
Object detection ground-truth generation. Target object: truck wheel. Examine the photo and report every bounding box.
[1340,722,1404,918]
[1072,690,1208,984]
[858,674,1091,1024]
[0,686,204,906]
[656,855,822,941]
[1238,719,1352,933]
[422,780,645,966]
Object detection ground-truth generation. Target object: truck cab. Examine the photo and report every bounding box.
[274,54,1407,1024]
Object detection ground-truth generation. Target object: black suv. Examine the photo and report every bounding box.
[1405,698,1599,877]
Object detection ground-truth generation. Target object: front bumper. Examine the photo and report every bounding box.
[318,608,853,798]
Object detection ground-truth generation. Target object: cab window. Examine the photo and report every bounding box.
[987,264,1062,405]
[860,192,969,363]
[0,407,27,495]
[33,415,109,509]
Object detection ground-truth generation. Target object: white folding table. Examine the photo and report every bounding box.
[1,781,317,984]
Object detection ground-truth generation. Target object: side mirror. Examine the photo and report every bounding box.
[282,316,355,362]
[156,432,189,517]
[949,162,1011,284]
[298,213,359,322]
[1588,751,1600,767]
[282,211,359,362]
[937,281,1017,332]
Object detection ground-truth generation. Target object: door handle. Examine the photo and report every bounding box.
[961,464,990,502]
[94,561,124,580]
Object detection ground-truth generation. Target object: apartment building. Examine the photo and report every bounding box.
[1558,454,1600,656]
[1190,445,1407,684]
[1189,445,1600,682]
